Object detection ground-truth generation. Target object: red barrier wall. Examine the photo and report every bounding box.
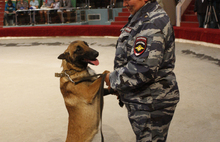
[0,1,5,28]
[0,25,219,45]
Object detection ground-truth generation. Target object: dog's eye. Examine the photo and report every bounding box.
[74,46,83,53]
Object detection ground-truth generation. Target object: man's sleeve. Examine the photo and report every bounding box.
[194,0,197,12]
[5,4,7,11]
[109,31,165,92]
[13,3,16,11]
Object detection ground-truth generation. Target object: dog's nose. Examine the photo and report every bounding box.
[94,51,99,57]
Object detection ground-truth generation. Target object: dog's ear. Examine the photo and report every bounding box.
[58,52,69,60]
[83,41,89,46]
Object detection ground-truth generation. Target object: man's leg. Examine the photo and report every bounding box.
[4,13,8,26]
[126,104,177,142]
[197,14,204,28]
[198,14,207,28]
[200,14,206,28]
[67,11,71,23]
[151,105,177,142]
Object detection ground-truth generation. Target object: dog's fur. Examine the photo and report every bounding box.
[58,40,109,142]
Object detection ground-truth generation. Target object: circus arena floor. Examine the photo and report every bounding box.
[0,36,220,142]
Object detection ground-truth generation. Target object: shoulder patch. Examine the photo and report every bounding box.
[134,37,147,57]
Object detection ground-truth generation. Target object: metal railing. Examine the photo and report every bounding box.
[176,0,193,26]
[15,8,78,26]
[4,2,119,27]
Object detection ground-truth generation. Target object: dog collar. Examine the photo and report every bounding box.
[55,68,83,77]
[55,71,103,85]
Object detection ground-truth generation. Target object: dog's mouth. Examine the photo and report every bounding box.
[84,59,99,66]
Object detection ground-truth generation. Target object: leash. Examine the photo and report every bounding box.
[97,73,106,142]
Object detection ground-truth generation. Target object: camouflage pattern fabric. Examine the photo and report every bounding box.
[109,1,180,141]
[126,104,177,142]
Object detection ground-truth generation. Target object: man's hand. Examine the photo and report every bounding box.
[105,73,110,87]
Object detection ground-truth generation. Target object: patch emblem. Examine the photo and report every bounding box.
[134,37,147,56]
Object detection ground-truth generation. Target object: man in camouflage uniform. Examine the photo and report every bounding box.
[105,0,179,141]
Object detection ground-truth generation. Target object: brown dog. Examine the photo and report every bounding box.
[56,40,109,142]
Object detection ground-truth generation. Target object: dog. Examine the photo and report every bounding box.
[56,40,110,142]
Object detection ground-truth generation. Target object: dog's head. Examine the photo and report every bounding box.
[58,40,99,69]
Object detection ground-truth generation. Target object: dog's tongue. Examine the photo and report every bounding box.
[87,59,99,66]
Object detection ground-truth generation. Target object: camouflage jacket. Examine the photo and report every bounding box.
[109,1,179,110]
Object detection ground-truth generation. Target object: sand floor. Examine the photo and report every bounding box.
[0,36,220,142]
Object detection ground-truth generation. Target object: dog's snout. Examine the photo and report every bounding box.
[89,48,99,58]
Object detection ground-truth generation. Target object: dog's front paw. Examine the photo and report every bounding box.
[103,70,110,74]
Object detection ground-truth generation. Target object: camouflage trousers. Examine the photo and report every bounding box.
[126,104,177,142]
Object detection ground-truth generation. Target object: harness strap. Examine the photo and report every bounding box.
[55,72,103,85]
[55,69,82,77]
[74,74,103,85]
